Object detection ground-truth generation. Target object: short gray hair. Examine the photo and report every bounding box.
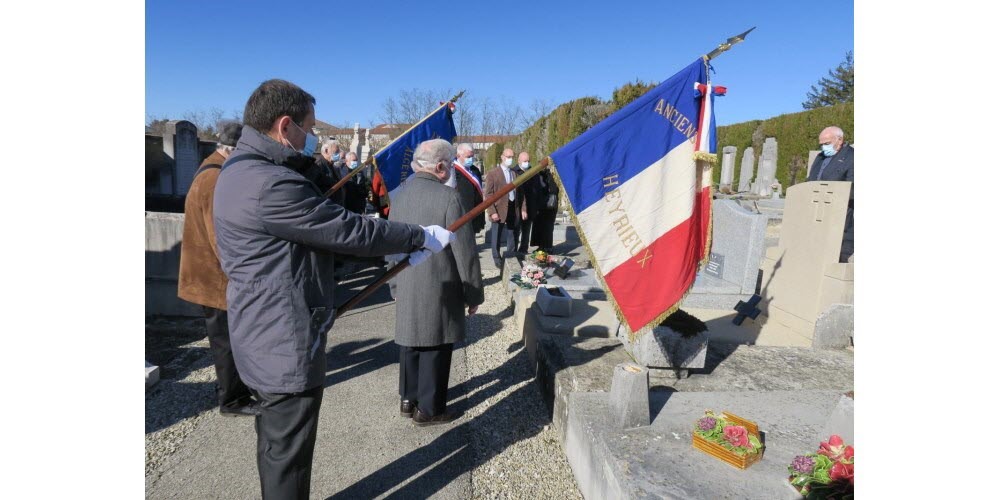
[411,139,456,172]
[322,139,340,153]
[456,143,474,155]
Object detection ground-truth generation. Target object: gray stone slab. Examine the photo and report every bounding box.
[738,147,755,192]
[565,390,843,500]
[820,394,854,446]
[690,273,742,295]
[618,325,708,373]
[813,304,854,349]
[545,267,601,292]
[529,301,617,337]
[533,333,854,450]
[720,146,737,192]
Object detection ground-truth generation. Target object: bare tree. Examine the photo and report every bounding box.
[521,98,553,130]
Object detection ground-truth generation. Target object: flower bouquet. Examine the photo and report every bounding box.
[787,435,854,499]
[691,410,764,469]
[530,249,558,267]
[510,263,547,289]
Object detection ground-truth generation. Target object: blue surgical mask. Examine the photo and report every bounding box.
[349,161,359,169]
[332,153,341,161]
[289,121,318,157]
[463,157,474,168]
[821,144,836,157]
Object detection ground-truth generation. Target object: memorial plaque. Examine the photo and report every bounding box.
[705,252,725,278]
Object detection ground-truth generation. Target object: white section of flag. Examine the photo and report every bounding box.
[575,140,696,272]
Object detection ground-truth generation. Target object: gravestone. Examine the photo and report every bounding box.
[754,181,854,346]
[719,146,737,193]
[737,146,755,192]
[806,150,820,179]
[752,138,778,197]
[682,200,768,309]
[163,120,199,195]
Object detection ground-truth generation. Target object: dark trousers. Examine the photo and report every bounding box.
[252,386,324,500]
[203,306,253,408]
[398,344,454,416]
[489,221,515,262]
[516,218,532,253]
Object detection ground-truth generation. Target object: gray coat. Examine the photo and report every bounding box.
[213,126,426,393]
[390,173,484,347]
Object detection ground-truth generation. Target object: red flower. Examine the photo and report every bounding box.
[819,435,847,460]
[723,425,749,448]
[829,461,854,485]
[842,445,854,461]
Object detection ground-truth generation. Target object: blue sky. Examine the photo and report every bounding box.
[146,0,853,128]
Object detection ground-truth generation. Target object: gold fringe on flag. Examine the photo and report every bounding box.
[693,151,718,164]
[547,157,715,343]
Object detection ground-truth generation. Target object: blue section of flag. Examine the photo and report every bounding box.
[374,105,457,193]
[550,58,707,213]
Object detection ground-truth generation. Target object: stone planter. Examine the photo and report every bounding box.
[617,323,709,378]
[536,285,572,317]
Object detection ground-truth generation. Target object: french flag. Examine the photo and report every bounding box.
[550,58,722,333]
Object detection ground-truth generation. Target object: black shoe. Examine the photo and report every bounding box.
[400,399,415,418]
[220,400,261,417]
[412,408,457,427]
[493,259,503,270]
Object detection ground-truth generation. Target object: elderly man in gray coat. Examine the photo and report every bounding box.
[390,138,484,426]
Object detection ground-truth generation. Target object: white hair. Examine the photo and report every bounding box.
[456,143,474,156]
[322,139,340,153]
[410,139,456,173]
[823,126,844,139]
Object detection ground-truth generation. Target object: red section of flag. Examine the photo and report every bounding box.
[603,186,712,332]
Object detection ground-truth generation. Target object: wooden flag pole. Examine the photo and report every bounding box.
[322,90,466,198]
[335,157,550,318]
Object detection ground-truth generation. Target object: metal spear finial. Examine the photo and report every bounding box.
[706,27,755,61]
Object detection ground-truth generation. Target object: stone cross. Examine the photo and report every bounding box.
[719,146,737,193]
[738,146,755,192]
[732,294,762,325]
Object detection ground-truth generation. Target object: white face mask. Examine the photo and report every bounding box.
[503,158,513,167]
[520,161,530,169]
[444,164,457,188]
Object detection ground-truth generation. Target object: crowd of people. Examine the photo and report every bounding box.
[176,78,560,499]
[175,77,850,499]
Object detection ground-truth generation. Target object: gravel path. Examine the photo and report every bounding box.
[145,231,582,498]
[462,241,582,499]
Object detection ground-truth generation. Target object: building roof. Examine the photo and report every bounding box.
[456,135,517,144]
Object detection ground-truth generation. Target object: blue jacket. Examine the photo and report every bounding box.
[213,126,425,393]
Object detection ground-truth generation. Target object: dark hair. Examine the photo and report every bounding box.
[217,121,243,147]
[243,79,316,133]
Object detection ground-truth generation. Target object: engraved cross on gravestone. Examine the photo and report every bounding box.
[811,186,835,222]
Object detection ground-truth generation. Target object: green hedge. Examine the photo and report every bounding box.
[716,102,854,187]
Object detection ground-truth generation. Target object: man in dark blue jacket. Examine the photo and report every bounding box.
[214,79,454,500]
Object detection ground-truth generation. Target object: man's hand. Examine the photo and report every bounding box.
[421,225,455,253]
[521,209,528,220]
[490,213,500,222]
[468,305,478,315]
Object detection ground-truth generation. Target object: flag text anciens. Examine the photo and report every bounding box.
[653,99,698,143]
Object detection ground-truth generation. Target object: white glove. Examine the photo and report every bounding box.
[384,253,405,265]
[407,249,432,267]
[421,225,455,253]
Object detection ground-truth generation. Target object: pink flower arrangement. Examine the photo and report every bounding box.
[693,411,762,457]
[788,435,854,498]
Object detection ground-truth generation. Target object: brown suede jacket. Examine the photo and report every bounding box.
[177,150,228,310]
